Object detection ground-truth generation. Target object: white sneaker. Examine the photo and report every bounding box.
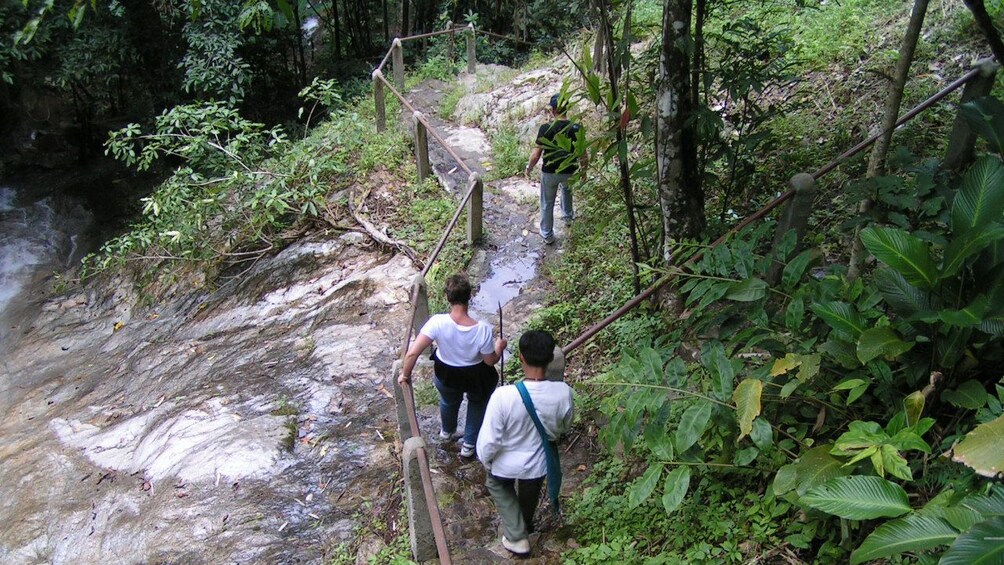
[502,535,530,555]
[439,430,463,441]
[459,443,476,458]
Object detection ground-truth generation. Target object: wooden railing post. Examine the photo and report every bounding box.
[768,173,816,285]
[373,70,386,133]
[467,173,483,244]
[414,112,431,183]
[466,24,476,74]
[944,58,1000,173]
[392,38,405,91]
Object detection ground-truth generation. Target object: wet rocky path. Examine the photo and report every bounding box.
[402,74,594,563]
[0,63,595,565]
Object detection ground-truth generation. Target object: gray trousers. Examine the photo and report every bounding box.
[486,473,545,541]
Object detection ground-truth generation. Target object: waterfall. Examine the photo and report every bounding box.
[0,185,94,316]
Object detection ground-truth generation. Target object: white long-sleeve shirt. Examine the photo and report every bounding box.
[476,380,574,479]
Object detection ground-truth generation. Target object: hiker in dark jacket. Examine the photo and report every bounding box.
[524,93,588,245]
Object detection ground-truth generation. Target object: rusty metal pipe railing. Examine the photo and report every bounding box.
[375,74,476,178]
[563,62,987,356]
[476,28,535,47]
[399,27,468,42]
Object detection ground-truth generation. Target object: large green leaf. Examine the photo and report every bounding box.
[726,278,768,302]
[793,445,851,497]
[961,486,1004,517]
[638,347,664,384]
[812,301,867,339]
[661,466,691,514]
[938,295,990,327]
[951,413,1004,478]
[628,463,663,509]
[873,267,931,318]
[942,380,989,410]
[951,156,1004,236]
[704,343,735,397]
[940,516,1004,565]
[856,327,913,364]
[860,227,938,289]
[675,400,712,453]
[960,97,1004,155]
[782,249,815,289]
[942,223,1004,278]
[801,475,911,519]
[849,514,958,564]
[733,379,763,441]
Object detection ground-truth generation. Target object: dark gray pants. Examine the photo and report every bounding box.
[486,473,544,541]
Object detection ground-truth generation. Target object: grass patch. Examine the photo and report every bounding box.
[487,126,524,181]
[439,83,466,119]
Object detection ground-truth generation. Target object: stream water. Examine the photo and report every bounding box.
[0,185,94,331]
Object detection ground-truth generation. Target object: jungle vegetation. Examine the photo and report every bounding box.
[5,0,1004,563]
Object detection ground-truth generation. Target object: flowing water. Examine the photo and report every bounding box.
[0,185,93,331]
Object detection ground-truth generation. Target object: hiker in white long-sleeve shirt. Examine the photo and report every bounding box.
[476,330,573,557]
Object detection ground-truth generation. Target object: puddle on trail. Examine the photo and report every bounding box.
[470,247,540,316]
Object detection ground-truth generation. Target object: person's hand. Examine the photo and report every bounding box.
[523,165,531,178]
[495,337,508,355]
[397,373,411,385]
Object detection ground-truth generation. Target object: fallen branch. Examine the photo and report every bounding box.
[336,189,424,269]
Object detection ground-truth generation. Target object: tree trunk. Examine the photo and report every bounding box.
[847,0,929,280]
[656,0,704,261]
[962,0,1004,64]
[383,0,389,43]
[401,0,410,38]
[608,0,642,293]
[329,0,342,59]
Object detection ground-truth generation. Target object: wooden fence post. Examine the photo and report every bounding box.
[467,173,483,245]
[372,70,386,133]
[944,58,1000,173]
[414,112,431,184]
[768,173,816,285]
[411,274,430,340]
[392,38,405,91]
[466,24,476,74]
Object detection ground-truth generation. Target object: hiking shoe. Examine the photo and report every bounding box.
[459,443,476,458]
[502,535,530,556]
[439,430,463,441]
[543,234,556,245]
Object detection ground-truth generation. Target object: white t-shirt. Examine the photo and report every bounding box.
[420,313,495,367]
[476,380,574,479]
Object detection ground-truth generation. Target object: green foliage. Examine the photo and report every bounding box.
[565,460,813,563]
[85,92,410,283]
[179,1,252,105]
[790,0,892,68]
[487,126,523,180]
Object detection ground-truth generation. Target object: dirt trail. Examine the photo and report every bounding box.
[400,75,596,563]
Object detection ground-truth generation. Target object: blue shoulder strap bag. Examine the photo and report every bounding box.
[515,380,563,513]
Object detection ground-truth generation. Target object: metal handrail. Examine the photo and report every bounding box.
[375,24,524,564]
[563,62,988,356]
[376,27,470,73]
[375,74,476,178]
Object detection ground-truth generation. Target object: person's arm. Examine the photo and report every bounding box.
[481,336,507,366]
[476,393,505,470]
[397,333,434,385]
[525,147,543,177]
[556,386,574,436]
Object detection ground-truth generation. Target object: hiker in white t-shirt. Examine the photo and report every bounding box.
[477,330,574,556]
[398,274,506,458]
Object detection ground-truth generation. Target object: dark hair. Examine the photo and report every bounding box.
[549,93,568,115]
[519,330,555,368]
[444,274,472,305]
